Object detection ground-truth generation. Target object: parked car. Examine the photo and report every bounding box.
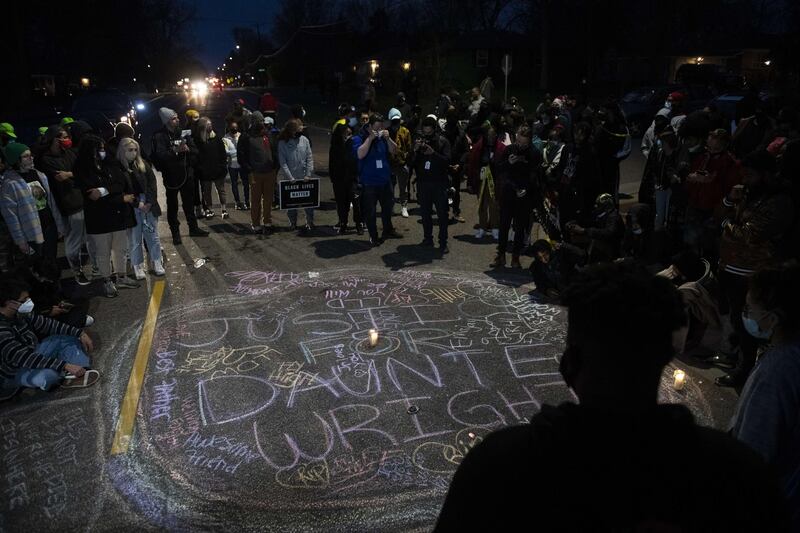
[71,89,139,139]
[620,84,714,137]
[706,91,777,133]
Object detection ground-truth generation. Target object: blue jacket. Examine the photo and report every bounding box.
[352,134,391,186]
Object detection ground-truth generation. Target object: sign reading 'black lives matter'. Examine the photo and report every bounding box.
[278,179,320,210]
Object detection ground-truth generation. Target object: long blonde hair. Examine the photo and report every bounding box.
[196,117,212,143]
[118,137,146,173]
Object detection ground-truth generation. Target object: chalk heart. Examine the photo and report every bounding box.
[198,375,278,426]
[412,428,488,474]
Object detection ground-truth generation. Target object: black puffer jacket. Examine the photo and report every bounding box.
[74,161,135,234]
[194,135,227,182]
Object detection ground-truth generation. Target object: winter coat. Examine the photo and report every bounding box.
[278,136,314,181]
[75,161,136,235]
[122,160,162,217]
[0,169,43,246]
[409,134,451,184]
[223,133,240,169]
[237,128,275,174]
[686,150,743,211]
[38,148,82,216]
[150,126,198,188]
[389,125,412,167]
[194,135,228,182]
[719,189,795,276]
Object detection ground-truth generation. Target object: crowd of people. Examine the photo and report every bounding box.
[1,77,799,525]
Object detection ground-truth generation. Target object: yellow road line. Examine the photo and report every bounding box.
[110,280,166,455]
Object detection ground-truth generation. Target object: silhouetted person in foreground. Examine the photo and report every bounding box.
[435,262,789,532]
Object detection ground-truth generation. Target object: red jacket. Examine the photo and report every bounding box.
[467,137,508,192]
[686,150,742,211]
[259,94,279,113]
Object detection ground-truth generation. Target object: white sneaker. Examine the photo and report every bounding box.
[401,206,409,218]
[492,229,499,240]
[84,315,95,327]
[153,259,165,276]
[475,228,486,239]
[133,263,146,280]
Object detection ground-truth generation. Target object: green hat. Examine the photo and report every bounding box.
[60,116,75,126]
[38,126,48,136]
[5,142,30,166]
[0,122,16,139]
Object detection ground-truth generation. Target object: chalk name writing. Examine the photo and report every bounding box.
[225,271,302,296]
[268,361,319,389]
[1,409,87,520]
[178,345,277,378]
[2,419,30,511]
[151,378,178,421]
[184,432,260,463]
[154,396,202,450]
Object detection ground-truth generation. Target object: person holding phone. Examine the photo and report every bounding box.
[73,135,139,298]
[353,114,402,246]
[151,107,208,245]
[409,116,451,253]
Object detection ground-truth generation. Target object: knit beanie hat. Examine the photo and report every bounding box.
[159,107,178,125]
[185,109,200,120]
[115,122,135,139]
[5,142,30,166]
[251,111,265,125]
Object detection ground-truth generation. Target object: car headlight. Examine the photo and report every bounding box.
[136,103,145,111]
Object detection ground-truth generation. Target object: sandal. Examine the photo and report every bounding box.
[62,369,100,388]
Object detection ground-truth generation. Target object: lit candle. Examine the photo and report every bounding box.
[673,369,686,391]
[369,329,379,347]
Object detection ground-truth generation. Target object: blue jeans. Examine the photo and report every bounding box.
[13,335,89,390]
[128,209,163,265]
[229,167,250,204]
[288,208,315,226]
[654,188,672,230]
[361,181,395,240]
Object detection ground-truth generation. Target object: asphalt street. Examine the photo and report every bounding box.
[0,88,738,532]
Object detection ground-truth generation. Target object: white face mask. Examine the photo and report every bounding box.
[98,151,107,160]
[17,298,35,314]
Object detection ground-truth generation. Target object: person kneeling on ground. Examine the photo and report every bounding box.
[435,262,789,532]
[0,278,98,398]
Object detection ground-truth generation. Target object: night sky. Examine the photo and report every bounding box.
[192,0,280,71]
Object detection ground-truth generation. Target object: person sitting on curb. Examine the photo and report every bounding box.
[0,278,98,399]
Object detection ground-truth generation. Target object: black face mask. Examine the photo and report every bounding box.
[294,131,302,139]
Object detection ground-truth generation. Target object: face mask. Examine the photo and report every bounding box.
[348,117,358,128]
[17,298,34,314]
[294,131,302,139]
[664,100,672,110]
[632,227,643,235]
[230,129,238,136]
[98,151,106,160]
[59,138,73,149]
[742,313,773,340]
